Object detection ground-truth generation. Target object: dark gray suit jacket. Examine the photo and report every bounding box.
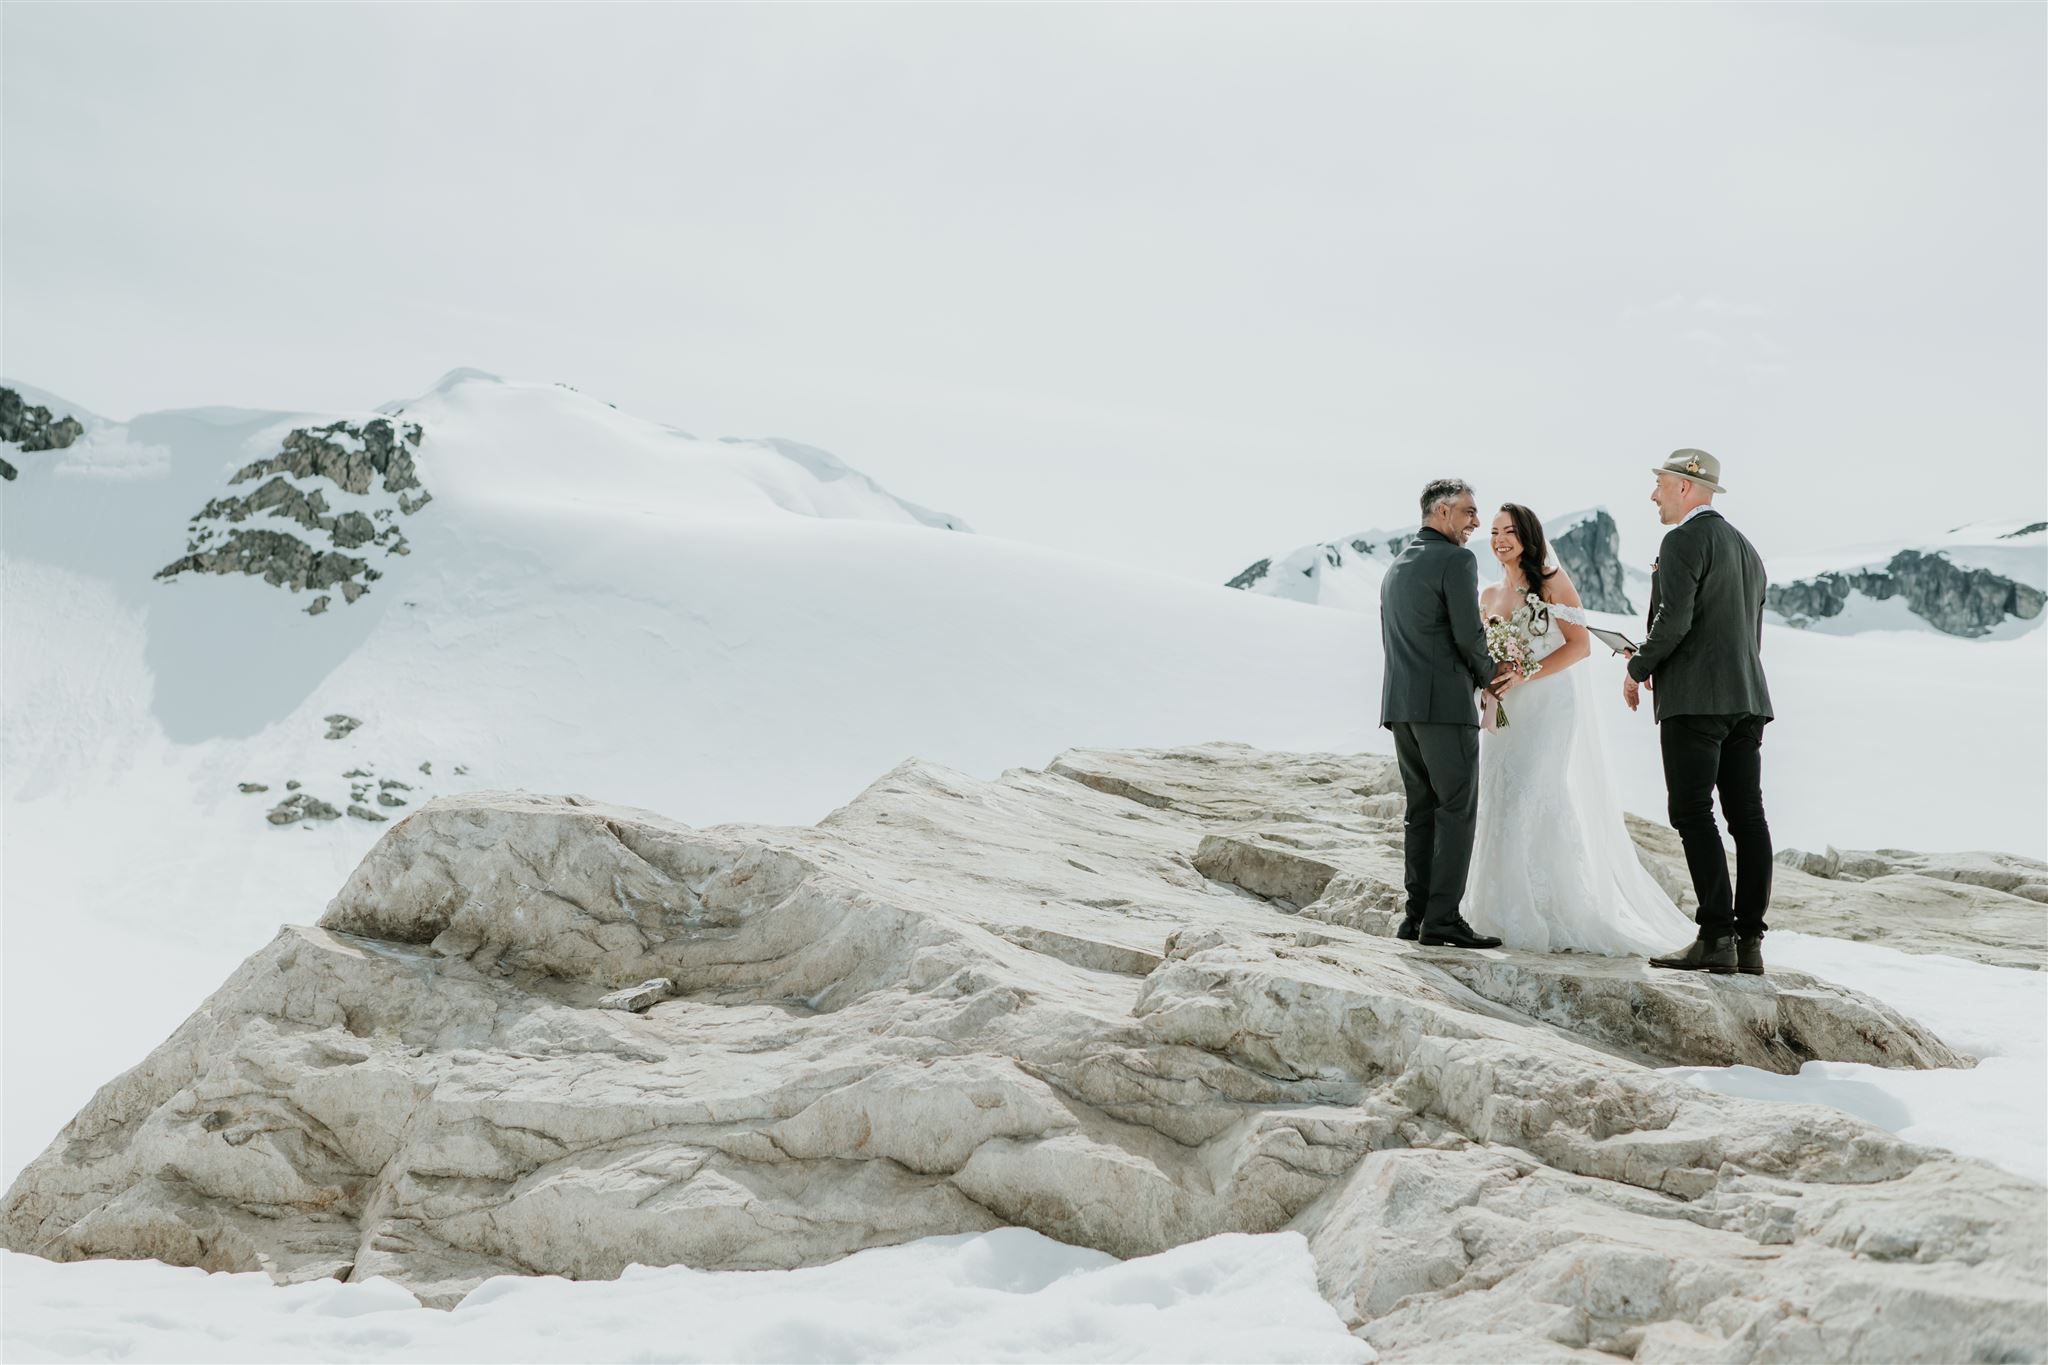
[1380,528,1496,728]
[1627,509,1775,721]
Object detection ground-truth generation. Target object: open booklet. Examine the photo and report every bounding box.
[1587,626,1639,656]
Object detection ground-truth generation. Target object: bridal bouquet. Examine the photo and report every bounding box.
[1483,613,1542,730]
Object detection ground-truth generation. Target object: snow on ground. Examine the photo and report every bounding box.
[1668,933,2048,1186]
[0,1228,1372,1364]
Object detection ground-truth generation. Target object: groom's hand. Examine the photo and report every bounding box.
[1622,673,1641,712]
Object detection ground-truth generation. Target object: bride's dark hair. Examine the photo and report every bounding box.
[1500,503,1558,602]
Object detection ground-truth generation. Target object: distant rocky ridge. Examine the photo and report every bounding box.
[1767,532,2046,638]
[1228,509,1634,614]
[154,418,428,613]
[0,386,86,481]
[4,743,2040,1361]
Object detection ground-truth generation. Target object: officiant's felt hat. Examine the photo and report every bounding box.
[1652,448,1725,493]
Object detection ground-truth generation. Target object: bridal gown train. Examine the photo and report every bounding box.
[1462,599,1697,956]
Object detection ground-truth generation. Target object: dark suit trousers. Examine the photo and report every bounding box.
[1660,714,1773,938]
[1390,722,1479,930]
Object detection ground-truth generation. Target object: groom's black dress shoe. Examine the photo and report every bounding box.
[1649,935,1738,974]
[1419,917,1503,950]
[1736,936,1765,976]
[1396,913,1422,942]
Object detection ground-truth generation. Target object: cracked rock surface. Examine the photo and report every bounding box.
[2,744,2039,1361]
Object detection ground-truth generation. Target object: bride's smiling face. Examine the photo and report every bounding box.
[1488,512,1522,566]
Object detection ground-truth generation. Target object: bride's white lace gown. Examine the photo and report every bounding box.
[1462,594,1697,956]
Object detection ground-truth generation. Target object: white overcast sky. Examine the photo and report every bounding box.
[4,4,2042,581]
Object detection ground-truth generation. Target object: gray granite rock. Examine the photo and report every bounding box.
[3,746,2038,1362]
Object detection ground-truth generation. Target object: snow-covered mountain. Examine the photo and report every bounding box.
[1226,508,1636,615]
[3,370,2043,1183]
[1230,507,2047,643]
[1763,521,2046,639]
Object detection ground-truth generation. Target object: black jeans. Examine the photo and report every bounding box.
[1659,713,1773,939]
[1390,721,1479,931]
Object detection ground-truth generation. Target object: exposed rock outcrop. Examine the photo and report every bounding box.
[232,419,423,497]
[1223,556,1272,590]
[264,793,340,826]
[1769,546,2046,637]
[1549,509,1633,613]
[155,418,426,606]
[0,386,86,482]
[1626,816,2046,970]
[3,745,2039,1362]
[1778,844,2048,902]
[0,387,85,455]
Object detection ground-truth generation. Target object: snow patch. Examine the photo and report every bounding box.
[0,1229,1370,1364]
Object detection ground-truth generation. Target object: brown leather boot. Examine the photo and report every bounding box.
[1736,937,1765,976]
[1649,935,1737,974]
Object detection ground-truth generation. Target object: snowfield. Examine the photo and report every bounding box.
[0,1229,1371,1364]
[3,371,2043,1361]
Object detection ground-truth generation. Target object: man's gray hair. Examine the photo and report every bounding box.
[1420,478,1474,518]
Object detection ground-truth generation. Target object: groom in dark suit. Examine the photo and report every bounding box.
[1380,478,1506,950]
[1624,450,1776,976]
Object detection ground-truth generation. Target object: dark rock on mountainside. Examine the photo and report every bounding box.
[265,793,340,825]
[1549,510,1632,613]
[1768,548,2045,638]
[155,418,427,605]
[0,386,86,481]
[232,419,423,496]
[1224,557,1271,589]
[157,528,376,599]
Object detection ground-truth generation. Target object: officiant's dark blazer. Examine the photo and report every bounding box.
[1379,528,1497,727]
[1627,509,1774,721]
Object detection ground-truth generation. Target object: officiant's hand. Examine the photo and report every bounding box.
[1622,673,1641,711]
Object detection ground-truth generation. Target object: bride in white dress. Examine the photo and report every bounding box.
[1462,504,1698,956]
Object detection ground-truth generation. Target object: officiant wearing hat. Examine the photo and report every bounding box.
[1623,449,1776,977]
